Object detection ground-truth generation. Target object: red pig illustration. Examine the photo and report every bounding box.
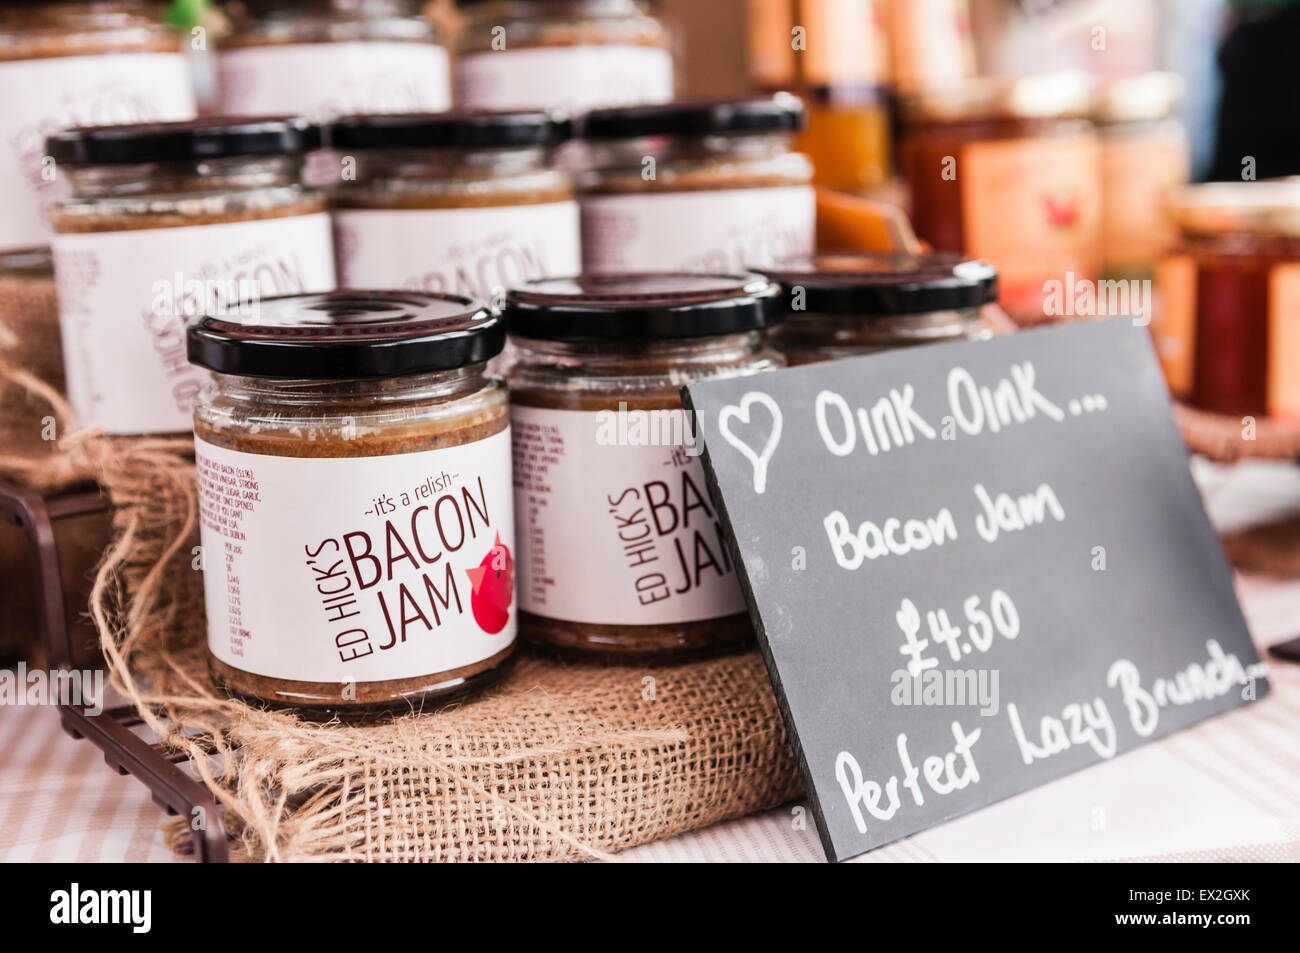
[466,533,513,634]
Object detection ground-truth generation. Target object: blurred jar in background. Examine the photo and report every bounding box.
[758,252,997,365]
[218,0,451,120]
[746,0,891,193]
[901,71,1102,326]
[1096,72,1189,282]
[1153,180,1300,420]
[0,0,195,273]
[577,94,814,274]
[453,0,673,112]
[886,0,976,97]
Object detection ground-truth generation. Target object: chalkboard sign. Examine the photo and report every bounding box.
[682,319,1269,863]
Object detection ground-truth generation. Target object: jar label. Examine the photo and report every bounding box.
[52,212,336,434]
[579,185,816,274]
[1101,131,1189,272]
[511,405,747,626]
[1153,255,1196,399]
[960,135,1102,321]
[334,201,581,303]
[196,428,516,685]
[0,53,195,253]
[1268,264,1300,418]
[217,41,452,119]
[455,45,673,112]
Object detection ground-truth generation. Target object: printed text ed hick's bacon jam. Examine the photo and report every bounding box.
[188,291,516,711]
[506,273,784,661]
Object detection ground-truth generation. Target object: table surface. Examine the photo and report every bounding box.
[3,459,1299,863]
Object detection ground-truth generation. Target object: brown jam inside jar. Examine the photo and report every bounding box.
[453,0,673,113]
[901,72,1102,327]
[1152,180,1300,419]
[757,253,998,365]
[45,117,336,436]
[578,94,815,274]
[505,273,784,662]
[326,110,580,300]
[188,291,516,712]
[0,1,195,265]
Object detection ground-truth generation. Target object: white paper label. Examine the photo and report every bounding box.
[196,428,516,684]
[334,201,581,301]
[0,53,196,252]
[455,45,673,112]
[52,212,335,435]
[580,185,816,274]
[217,41,452,119]
[511,405,745,626]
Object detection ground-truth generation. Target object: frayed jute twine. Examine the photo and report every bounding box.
[85,436,801,862]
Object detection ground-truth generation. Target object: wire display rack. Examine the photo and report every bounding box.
[0,479,228,863]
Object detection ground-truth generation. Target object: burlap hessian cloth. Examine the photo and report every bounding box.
[0,272,103,662]
[83,436,801,862]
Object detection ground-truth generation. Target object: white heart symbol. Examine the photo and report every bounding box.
[718,391,783,495]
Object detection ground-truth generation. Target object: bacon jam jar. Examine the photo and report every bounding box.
[218,0,451,120]
[0,0,195,270]
[188,290,516,711]
[453,0,673,113]
[327,110,580,301]
[759,253,998,365]
[1153,180,1300,420]
[506,273,782,661]
[578,94,815,274]
[46,117,336,435]
[1095,72,1189,282]
[901,71,1102,326]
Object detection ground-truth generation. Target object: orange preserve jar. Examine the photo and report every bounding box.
[1095,72,1189,282]
[1152,180,1300,420]
[901,71,1102,326]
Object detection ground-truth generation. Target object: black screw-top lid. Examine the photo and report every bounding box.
[46,116,321,166]
[505,273,783,342]
[187,290,503,379]
[327,109,572,151]
[756,253,999,317]
[581,93,805,141]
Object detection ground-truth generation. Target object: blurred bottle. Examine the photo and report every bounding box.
[747,0,891,194]
[887,0,976,96]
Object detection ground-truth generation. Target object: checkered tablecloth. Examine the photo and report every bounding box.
[3,460,1299,863]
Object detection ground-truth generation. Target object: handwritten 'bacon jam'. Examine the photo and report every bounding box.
[505,273,783,661]
[188,291,515,711]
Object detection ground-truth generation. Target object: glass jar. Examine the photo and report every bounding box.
[578,95,815,274]
[454,0,673,113]
[1095,72,1189,282]
[507,273,783,661]
[46,117,336,435]
[759,253,997,365]
[327,110,579,301]
[1152,180,1300,419]
[901,71,1102,326]
[218,0,451,120]
[189,290,516,712]
[792,0,892,193]
[0,0,195,268]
